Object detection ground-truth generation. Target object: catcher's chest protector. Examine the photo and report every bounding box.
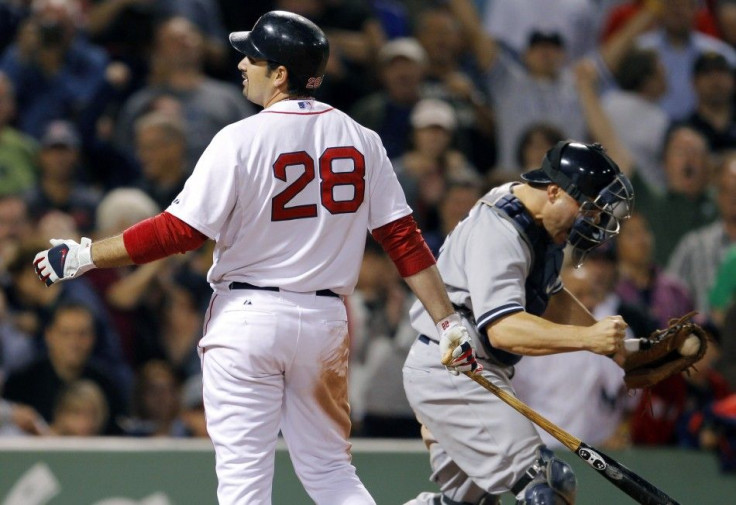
[492,194,565,316]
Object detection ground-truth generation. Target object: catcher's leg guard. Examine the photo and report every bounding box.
[513,446,577,505]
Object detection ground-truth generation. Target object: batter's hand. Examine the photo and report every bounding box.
[437,313,482,375]
[583,315,628,355]
[33,237,96,286]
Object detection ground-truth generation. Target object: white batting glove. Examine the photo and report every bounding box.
[33,237,96,286]
[437,313,482,375]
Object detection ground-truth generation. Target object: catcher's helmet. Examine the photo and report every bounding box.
[229,10,329,91]
[521,141,634,265]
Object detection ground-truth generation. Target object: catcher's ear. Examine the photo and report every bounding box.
[547,184,561,203]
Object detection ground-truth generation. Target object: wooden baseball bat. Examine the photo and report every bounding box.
[463,371,680,505]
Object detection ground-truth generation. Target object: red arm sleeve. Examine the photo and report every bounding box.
[371,215,436,277]
[122,211,208,264]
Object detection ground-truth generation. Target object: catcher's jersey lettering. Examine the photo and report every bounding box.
[271,147,366,221]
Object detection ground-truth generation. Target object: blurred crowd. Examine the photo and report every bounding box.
[1,0,736,471]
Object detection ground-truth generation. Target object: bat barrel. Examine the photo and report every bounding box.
[575,443,680,505]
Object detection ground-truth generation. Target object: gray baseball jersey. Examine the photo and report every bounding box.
[403,182,566,499]
[409,182,563,362]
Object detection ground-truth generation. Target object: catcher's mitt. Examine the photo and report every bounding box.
[622,311,708,389]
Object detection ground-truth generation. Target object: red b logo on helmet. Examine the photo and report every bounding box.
[306,76,323,89]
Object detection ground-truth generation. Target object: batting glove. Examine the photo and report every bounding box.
[33,237,96,286]
[437,313,482,375]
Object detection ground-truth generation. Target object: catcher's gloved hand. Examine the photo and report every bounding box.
[33,237,96,286]
[621,311,708,389]
[437,313,483,375]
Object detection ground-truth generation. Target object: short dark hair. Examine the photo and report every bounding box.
[515,122,566,168]
[266,60,311,97]
[615,48,659,92]
[50,301,95,325]
[692,51,731,76]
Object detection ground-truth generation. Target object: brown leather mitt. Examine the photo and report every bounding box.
[622,312,709,389]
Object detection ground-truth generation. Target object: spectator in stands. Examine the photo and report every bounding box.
[122,359,190,437]
[601,0,718,44]
[4,241,129,384]
[0,71,38,196]
[684,51,736,153]
[348,240,418,438]
[24,120,101,235]
[152,266,208,380]
[668,155,736,314]
[113,16,254,170]
[1,301,128,435]
[602,47,669,193]
[0,194,32,280]
[0,286,35,382]
[715,0,736,49]
[179,373,207,437]
[480,28,587,174]
[514,122,566,172]
[718,302,736,389]
[575,59,719,266]
[392,98,480,234]
[0,0,110,138]
[48,379,109,436]
[132,111,188,210]
[84,188,162,369]
[480,0,602,61]
[371,0,412,39]
[349,37,428,160]
[0,1,30,56]
[583,243,660,340]
[422,176,483,257]
[0,399,48,437]
[709,243,736,327]
[615,212,696,329]
[414,6,496,173]
[85,0,229,84]
[635,0,736,121]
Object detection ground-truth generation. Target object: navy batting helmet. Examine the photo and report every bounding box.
[522,141,634,265]
[229,10,329,91]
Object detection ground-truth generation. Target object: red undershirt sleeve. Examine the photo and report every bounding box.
[122,211,208,264]
[371,214,436,277]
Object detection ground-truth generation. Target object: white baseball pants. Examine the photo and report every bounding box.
[200,288,376,505]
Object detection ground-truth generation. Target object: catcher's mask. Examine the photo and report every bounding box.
[521,141,634,266]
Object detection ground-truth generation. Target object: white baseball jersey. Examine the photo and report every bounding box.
[166,99,411,295]
[172,98,409,505]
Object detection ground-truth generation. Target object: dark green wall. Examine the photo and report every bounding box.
[0,442,733,504]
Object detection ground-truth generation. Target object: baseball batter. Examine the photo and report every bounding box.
[403,141,635,504]
[32,11,481,505]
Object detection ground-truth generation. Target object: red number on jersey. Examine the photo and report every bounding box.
[320,146,365,214]
[271,147,365,221]
[271,151,318,221]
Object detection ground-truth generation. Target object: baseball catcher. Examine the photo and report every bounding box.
[622,311,709,389]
